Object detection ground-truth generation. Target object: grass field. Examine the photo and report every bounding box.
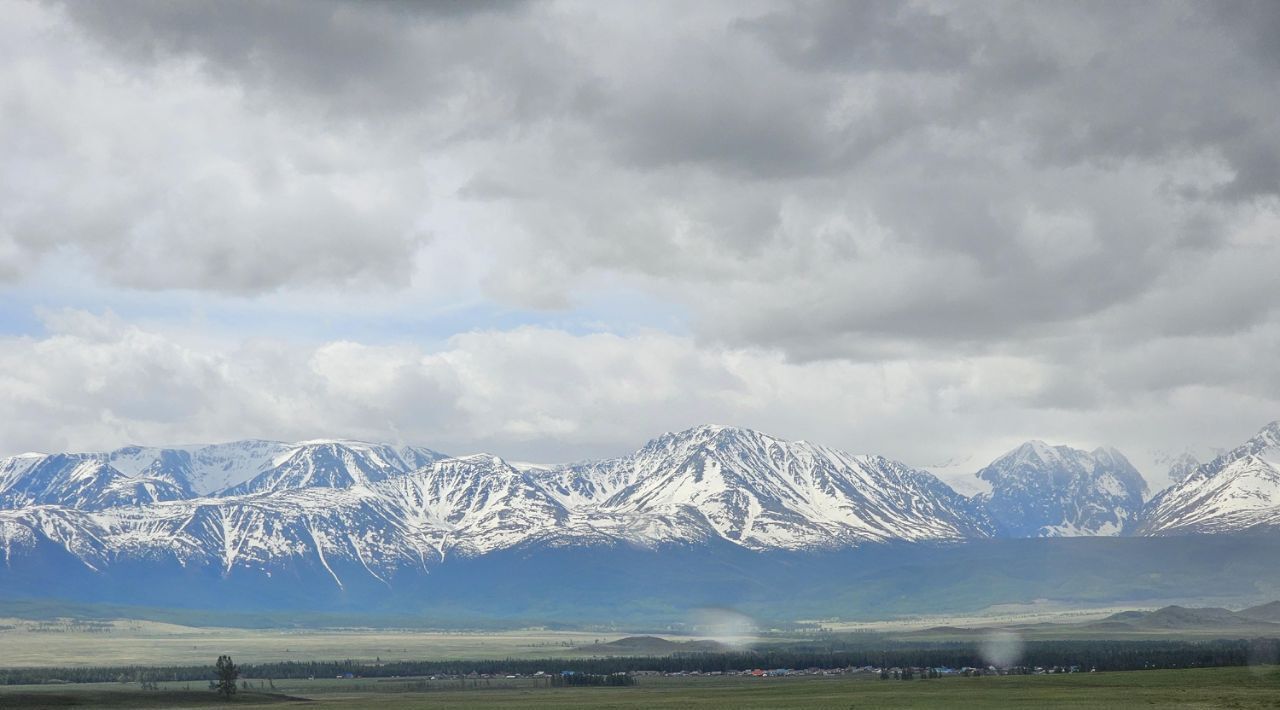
[2,666,1278,709]
[0,618,709,668]
[5,608,1271,669]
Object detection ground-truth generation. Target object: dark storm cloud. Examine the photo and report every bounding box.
[4,0,1278,427]
[2,0,573,294]
[57,0,563,125]
[735,1,1280,199]
[544,1,1280,363]
[737,0,974,72]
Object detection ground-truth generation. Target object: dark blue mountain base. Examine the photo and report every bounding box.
[5,534,1279,626]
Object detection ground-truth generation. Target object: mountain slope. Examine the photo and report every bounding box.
[1137,422,1280,535]
[973,441,1148,537]
[223,440,447,496]
[6,534,1280,625]
[1090,604,1280,631]
[105,441,289,496]
[376,455,568,556]
[1165,453,1202,485]
[0,454,190,510]
[1,439,449,511]
[0,453,564,587]
[542,426,991,550]
[1237,600,1280,623]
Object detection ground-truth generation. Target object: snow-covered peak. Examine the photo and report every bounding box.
[1090,445,1129,466]
[0,454,189,510]
[1165,452,1202,484]
[537,424,989,549]
[1257,420,1280,447]
[644,424,789,451]
[672,423,745,437]
[1138,420,1280,536]
[100,441,289,495]
[0,439,450,499]
[1154,421,1280,491]
[976,441,1147,537]
[294,438,366,447]
[997,440,1069,469]
[278,439,443,467]
[226,440,446,495]
[1,453,49,483]
[444,453,520,473]
[1220,421,1280,465]
[508,461,555,473]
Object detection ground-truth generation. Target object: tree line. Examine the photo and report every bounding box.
[2,638,1277,685]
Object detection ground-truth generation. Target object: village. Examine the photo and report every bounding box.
[381,663,1091,684]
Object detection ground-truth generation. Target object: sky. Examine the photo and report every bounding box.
[1,0,1278,490]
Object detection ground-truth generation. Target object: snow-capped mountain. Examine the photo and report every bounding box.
[104,440,290,495]
[1138,422,1280,536]
[0,454,191,510]
[0,426,995,587]
[223,440,447,495]
[973,441,1148,537]
[549,425,990,549]
[1165,453,1203,485]
[376,454,569,557]
[3,422,1280,598]
[0,453,559,585]
[0,439,448,512]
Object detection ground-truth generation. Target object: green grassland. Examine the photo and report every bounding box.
[2,666,1278,709]
[0,618,690,668]
[5,612,1277,670]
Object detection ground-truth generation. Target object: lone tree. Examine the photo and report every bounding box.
[215,655,239,698]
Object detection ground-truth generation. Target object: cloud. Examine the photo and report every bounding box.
[3,311,1279,491]
[0,1,461,293]
[408,0,1280,360]
[0,1,1277,486]
[16,0,1278,326]
[738,0,974,73]
[57,0,541,116]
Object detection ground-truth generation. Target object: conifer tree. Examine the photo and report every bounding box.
[215,655,239,698]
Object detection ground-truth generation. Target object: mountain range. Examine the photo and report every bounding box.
[1095,601,1280,631]
[1,421,1278,619]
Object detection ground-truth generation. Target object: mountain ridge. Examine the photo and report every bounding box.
[1137,421,1280,536]
[1,421,1278,594]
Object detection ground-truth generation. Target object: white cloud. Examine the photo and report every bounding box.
[3,311,1278,491]
[0,1,433,294]
[0,1,1277,492]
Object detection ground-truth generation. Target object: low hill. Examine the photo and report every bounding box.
[1238,601,1280,623]
[1089,604,1280,632]
[575,635,729,655]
